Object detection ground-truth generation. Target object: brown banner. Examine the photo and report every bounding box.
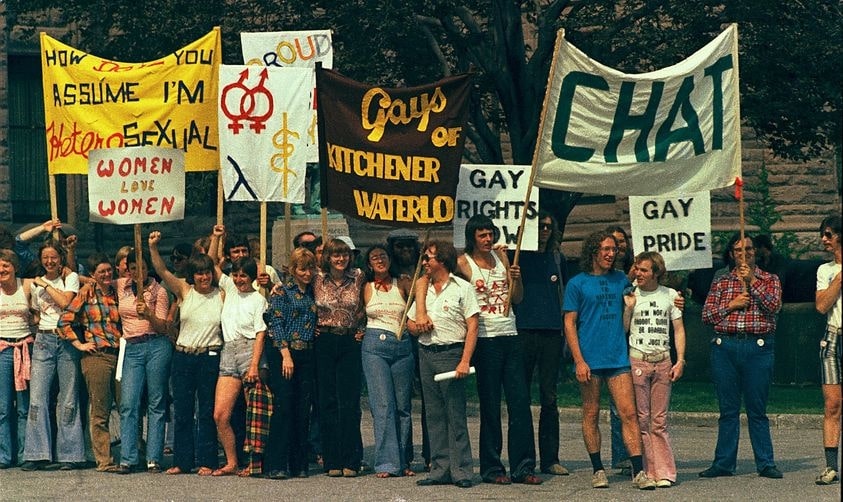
[317,68,471,228]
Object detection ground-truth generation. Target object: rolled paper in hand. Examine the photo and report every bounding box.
[434,366,476,382]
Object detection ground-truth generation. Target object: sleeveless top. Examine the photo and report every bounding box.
[464,253,517,338]
[1,279,31,339]
[177,287,224,349]
[365,279,405,334]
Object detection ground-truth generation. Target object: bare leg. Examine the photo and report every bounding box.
[213,376,242,474]
[579,377,602,453]
[607,372,643,457]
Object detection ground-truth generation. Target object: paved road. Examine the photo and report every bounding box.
[0,406,838,501]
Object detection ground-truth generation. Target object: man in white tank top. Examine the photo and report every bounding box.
[456,215,541,485]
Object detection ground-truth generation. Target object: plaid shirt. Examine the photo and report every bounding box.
[266,282,317,349]
[702,266,782,335]
[243,381,273,456]
[58,286,121,348]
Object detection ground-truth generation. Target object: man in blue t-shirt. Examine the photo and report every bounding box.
[562,229,654,490]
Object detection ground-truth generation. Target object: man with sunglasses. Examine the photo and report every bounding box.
[511,211,570,477]
[407,240,479,489]
[700,233,783,479]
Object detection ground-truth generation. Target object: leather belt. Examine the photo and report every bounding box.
[175,344,221,355]
[125,333,165,344]
[420,342,463,353]
[629,347,670,363]
[719,332,772,340]
[318,325,355,336]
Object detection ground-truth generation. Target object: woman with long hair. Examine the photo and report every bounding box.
[361,244,415,478]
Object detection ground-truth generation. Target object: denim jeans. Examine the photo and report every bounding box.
[171,350,219,471]
[315,332,362,471]
[710,336,776,473]
[520,329,562,470]
[119,335,172,466]
[24,332,85,463]
[0,342,30,465]
[362,328,414,475]
[474,335,537,480]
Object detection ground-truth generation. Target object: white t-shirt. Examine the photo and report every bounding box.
[628,285,682,354]
[32,272,79,330]
[817,261,842,329]
[177,286,224,348]
[219,274,267,343]
[408,274,480,346]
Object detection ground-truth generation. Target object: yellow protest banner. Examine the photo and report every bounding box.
[40,28,221,174]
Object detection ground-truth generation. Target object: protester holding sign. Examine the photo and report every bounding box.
[21,241,84,472]
[113,249,172,474]
[513,211,569,477]
[700,233,782,479]
[814,215,842,486]
[622,252,686,488]
[148,231,223,477]
[456,215,541,485]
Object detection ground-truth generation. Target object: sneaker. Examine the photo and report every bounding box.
[632,471,657,490]
[147,461,162,474]
[815,467,839,485]
[591,469,609,488]
[656,479,673,488]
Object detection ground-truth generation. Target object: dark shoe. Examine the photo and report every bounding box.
[454,479,472,488]
[699,466,733,478]
[268,469,289,480]
[483,474,512,485]
[20,460,48,471]
[58,463,75,471]
[759,466,783,479]
[41,462,63,471]
[295,470,308,478]
[147,462,162,474]
[112,464,132,475]
[0,463,11,470]
[416,478,449,486]
[513,473,543,485]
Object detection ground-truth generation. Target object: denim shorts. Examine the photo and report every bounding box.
[820,327,841,385]
[218,337,267,378]
[590,366,631,380]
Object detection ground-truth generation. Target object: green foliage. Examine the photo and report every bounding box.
[746,160,782,235]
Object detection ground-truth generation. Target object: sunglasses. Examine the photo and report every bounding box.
[421,254,436,263]
[539,223,552,231]
[823,231,835,239]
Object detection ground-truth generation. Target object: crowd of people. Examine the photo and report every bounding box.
[0,212,839,490]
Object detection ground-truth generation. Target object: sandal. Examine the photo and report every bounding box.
[403,468,415,477]
[376,472,394,478]
[197,466,214,476]
[211,466,236,477]
[165,466,184,475]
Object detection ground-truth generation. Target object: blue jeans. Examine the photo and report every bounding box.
[24,332,85,462]
[474,335,537,480]
[361,328,414,475]
[0,342,31,465]
[119,336,173,466]
[171,350,219,471]
[710,336,776,473]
